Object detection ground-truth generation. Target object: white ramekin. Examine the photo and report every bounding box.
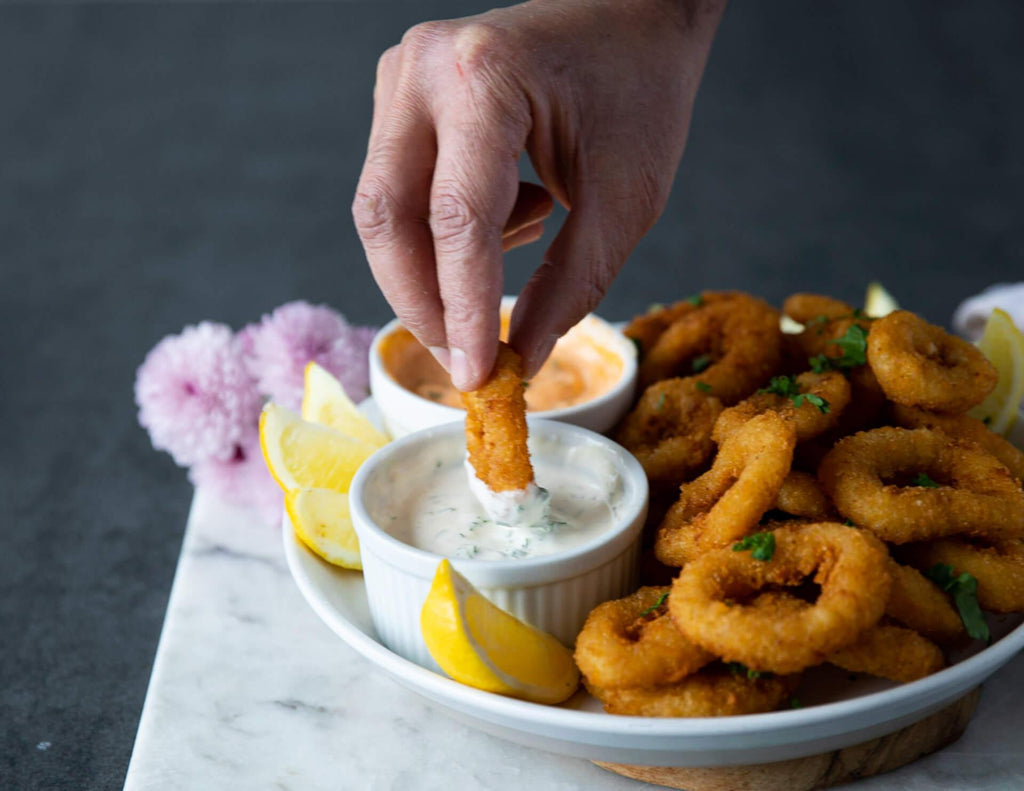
[369,297,638,439]
[348,418,649,671]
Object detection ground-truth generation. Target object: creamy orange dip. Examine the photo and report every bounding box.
[379,315,624,411]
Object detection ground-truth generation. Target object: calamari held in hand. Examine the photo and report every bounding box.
[461,342,550,526]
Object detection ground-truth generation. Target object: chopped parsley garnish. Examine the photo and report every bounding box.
[792,392,830,413]
[696,381,713,393]
[686,293,704,307]
[759,375,829,413]
[521,380,530,390]
[809,324,868,371]
[760,375,802,398]
[925,563,990,642]
[789,697,802,709]
[911,472,940,489]
[808,355,830,373]
[726,662,770,680]
[732,532,776,561]
[639,591,670,618]
[691,354,713,374]
[647,302,665,313]
[844,519,855,527]
[655,392,667,412]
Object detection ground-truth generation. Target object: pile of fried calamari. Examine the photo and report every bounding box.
[575,291,1024,717]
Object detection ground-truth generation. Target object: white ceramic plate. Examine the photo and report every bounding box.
[283,407,1024,767]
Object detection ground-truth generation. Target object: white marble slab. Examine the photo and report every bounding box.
[125,488,1024,790]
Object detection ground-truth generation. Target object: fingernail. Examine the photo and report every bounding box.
[428,346,450,370]
[449,348,474,391]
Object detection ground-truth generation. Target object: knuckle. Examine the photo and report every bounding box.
[429,187,497,249]
[442,299,482,330]
[351,183,403,246]
[452,22,509,73]
[391,300,442,342]
[401,20,452,54]
[375,45,401,82]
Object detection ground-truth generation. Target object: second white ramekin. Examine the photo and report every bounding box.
[368,297,638,439]
[348,418,649,670]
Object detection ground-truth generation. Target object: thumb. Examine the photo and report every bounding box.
[509,192,640,377]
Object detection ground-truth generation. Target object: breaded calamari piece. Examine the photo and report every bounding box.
[461,343,534,492]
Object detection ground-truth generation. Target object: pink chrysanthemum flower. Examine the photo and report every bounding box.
[243,301,375,410]
[135,322,263,467]
[189,432,282,526]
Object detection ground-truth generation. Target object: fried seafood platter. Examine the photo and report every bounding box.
[576,291,1024,718]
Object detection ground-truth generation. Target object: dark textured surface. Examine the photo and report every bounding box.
[1,2,1022,788]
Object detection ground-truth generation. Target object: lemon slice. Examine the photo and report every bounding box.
[969,308,1024,435]
[302,362,389,448]
[865,281,899,318]
[260,403,377,492]
[285,487,361,569]
[421,560,580,704]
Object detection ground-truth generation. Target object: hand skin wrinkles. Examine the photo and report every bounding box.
[353,0,727,390]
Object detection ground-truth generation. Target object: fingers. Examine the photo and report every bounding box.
[430,101,531,390]
[501,182,550,250]
[353,55,447,362]
[502,222,545,251]
[504,182,553,237]
[509,193,635,378]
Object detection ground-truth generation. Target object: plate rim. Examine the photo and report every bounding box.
[283,402,1024,757]
[284,517,1024,740]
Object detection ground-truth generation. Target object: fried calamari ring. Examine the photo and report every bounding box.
[900,538,1024,613]
[741,590,946,684]
[461,342,533,492]
[712,371,851,444]
[624,299,703,358]
[638,293,782,403]
[827,623,945,683]
[773,471,834,521]
[818,427,1024,544]
[669,523,891,674]
[885,559,965,645]
[783,294,873,364]
[890,404,1024,484]
[748,591,947,680]
[655,412,796,566]
[783,293,858,325]
[574,587,713,690]
[586,665,800,717]
[614,379,723,488]
[867,311,997,413]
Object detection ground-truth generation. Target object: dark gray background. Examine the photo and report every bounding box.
[2,1,1022,788]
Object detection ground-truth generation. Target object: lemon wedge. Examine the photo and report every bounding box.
[260,403,377,492]
[864,281,899,318]
[969,308,1024,435]
[285,487,362,570]
[420,560,580,704]
[301,362,389,448]
[780,315,805,334]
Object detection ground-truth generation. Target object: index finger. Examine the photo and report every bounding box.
[429,121,528,390]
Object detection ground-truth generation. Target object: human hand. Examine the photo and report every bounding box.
[353,0,726,390]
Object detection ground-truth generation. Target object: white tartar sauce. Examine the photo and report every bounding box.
[367,433,623,561]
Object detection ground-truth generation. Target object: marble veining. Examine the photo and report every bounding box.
[124,489,1024,790]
